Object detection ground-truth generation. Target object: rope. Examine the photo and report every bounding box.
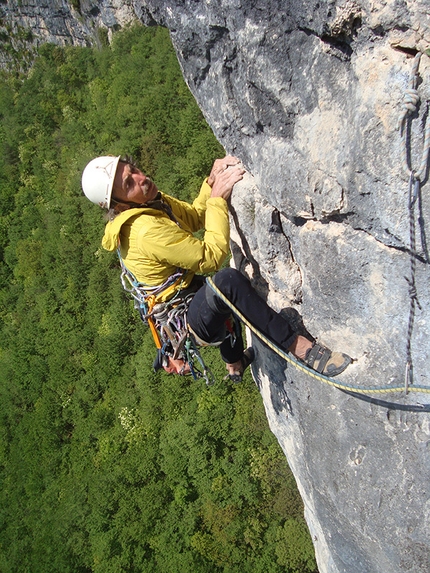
[206,276,430,395]
[399,52,430,392]
[404,174,423,392]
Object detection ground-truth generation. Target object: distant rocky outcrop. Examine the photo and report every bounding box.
[2,1,430,572]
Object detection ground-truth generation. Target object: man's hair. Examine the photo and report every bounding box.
[120,154,136,167]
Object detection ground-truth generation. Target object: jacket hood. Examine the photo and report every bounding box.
[102,208,146,251]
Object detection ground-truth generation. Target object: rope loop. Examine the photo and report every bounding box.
[399,51,430,181]
[399,52,429,392]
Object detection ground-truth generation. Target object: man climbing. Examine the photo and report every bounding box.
[82,154,351,380]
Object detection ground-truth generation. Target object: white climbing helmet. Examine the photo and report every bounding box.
[81,155,121,209]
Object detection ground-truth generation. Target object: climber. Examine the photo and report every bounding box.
[81,154,351,380]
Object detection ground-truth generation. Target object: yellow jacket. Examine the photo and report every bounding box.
[102,179,230,301]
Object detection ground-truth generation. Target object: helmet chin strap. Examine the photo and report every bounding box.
[111,193,181,227]
[111,192,162,210]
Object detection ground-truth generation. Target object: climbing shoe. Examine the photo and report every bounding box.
[225,347,255,383]
[303,343,351,377]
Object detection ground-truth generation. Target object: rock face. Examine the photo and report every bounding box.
[3,1,430,572]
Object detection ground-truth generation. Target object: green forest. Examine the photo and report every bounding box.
[0,24,317,573]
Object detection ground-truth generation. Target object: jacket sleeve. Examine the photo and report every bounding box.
[137,196,230,274]
[161,179,212,232]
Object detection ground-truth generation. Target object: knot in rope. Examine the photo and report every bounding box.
[400,87,420,117]
[405,275,422,310]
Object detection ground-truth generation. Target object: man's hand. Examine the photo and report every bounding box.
[207,156,241,187]
[208,156,245,200]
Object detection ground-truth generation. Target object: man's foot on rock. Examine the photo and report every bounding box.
[303,343,351,377]
[225,348,255,383]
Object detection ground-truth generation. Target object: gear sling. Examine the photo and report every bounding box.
[118,250,219,385]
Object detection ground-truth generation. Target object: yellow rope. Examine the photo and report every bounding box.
[206,277,430,395]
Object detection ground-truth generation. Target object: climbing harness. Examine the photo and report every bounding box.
[118,251,215,385]
[206,276,430,395]
[399,51,430,393]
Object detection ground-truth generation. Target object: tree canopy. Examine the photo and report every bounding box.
[0,24,317,573]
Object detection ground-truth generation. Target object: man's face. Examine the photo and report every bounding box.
[112,162,159,205]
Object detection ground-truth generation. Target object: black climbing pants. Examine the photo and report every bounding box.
[187,267,298,364]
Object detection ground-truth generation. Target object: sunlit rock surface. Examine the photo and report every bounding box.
[2,1,430,571]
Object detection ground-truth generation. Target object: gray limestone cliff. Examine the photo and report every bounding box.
[2,1,430,572]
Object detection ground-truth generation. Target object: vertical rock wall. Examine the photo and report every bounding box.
[136,4,430,570]
[2,1,430,571]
